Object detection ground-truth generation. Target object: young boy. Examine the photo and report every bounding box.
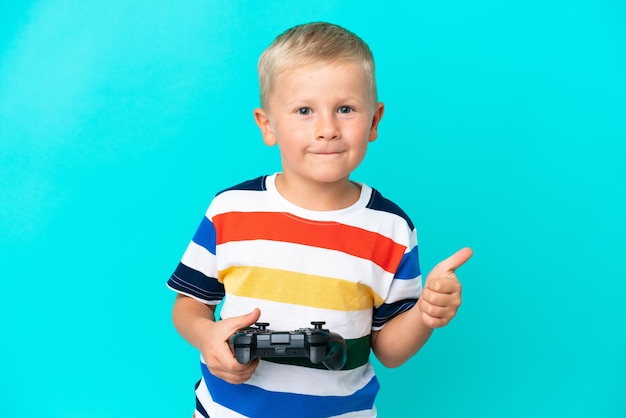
[168,22,472,418]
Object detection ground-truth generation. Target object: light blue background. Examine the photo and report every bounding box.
[1,1,625,417]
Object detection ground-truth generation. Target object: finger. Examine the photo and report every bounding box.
[421,311,452,328]
[429,247,473,277]
[425,276,462,294]
[210,349,258,376]
[419,291,459,314]
[216,367,256,384]
[217,358,260,384]
[419,299,456,325]
[420,302,454,319]
[223,355,260,373]
[422,285,461,306]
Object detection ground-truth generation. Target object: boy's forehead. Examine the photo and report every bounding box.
[265,62,377,107]
[260,57,379,109]
[272,61,374,90]
[279,62,369,84]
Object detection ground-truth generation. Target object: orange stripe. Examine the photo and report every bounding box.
[213,211,406,273]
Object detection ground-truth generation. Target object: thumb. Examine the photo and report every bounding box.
[224,308,262,333]
[429,247,473,277]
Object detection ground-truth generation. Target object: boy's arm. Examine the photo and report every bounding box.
[371,247,472,368]
[172,294,261,384]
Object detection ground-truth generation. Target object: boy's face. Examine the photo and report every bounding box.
[254,61,384,190]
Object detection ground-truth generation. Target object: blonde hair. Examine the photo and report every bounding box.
[258,22,377,108]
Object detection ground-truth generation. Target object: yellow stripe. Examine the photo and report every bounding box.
[218,266,384,311]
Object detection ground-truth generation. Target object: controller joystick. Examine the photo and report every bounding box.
[228,321,347,371]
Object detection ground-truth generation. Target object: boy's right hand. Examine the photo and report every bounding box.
[200,308,262,384]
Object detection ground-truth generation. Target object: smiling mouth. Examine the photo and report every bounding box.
[311,150,345,155]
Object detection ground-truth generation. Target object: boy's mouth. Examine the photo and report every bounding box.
[309,148,346,155]
[309,151,345,160]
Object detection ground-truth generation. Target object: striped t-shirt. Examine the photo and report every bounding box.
[168,173,422,418]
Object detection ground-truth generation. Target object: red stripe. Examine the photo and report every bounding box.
[213,211,406,273]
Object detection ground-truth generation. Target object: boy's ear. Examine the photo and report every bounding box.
[253,108,277,146]
[368,102,385,143]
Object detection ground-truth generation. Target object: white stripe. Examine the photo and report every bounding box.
[219,294,372,339]
[383,275,423,303]
[409,227,418,249]
[243,361,376,397]
[181,240,217,278]
[217,240,395,295]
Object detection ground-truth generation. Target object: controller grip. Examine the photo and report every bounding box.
[322,334,347,371]
[230,334,256,364]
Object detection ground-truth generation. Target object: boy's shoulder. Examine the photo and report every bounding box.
[367,187,415,230]
[215,175,269,197]
[207,175,270,217]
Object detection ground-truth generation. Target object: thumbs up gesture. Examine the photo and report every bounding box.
[418,247,473,328]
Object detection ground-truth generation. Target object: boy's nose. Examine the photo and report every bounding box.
[315,114,340,140]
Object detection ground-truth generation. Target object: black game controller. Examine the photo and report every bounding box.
[229,321,347,371]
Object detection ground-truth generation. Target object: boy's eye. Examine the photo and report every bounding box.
[297,107,311,115]
[338,106,352,114]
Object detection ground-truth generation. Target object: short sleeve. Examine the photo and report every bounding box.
[167,215,225,304]
[372,230,422,330]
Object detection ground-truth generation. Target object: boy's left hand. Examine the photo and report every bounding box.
[418,247,473,328]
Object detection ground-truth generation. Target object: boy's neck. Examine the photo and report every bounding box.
[275,173,361,211]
